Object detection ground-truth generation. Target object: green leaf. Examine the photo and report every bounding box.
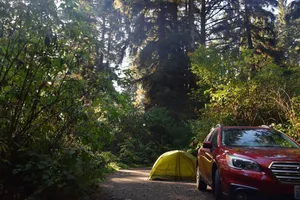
[42,174,49,180]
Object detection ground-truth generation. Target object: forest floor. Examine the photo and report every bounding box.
[96,167,214,200]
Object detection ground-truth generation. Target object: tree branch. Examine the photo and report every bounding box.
[206,15,239,31]
[205,0,222,15]
[206,3,232,21]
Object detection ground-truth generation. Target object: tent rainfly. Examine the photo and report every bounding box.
[149,150,196,181]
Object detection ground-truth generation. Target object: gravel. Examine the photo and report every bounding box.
[97,168,214,200]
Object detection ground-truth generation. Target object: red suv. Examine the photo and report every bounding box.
[196,124,300,200]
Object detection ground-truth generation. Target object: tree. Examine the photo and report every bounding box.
[276,0,300,65]
[204,0,278,58]
[118,0,197,117]
[0,0,134,198]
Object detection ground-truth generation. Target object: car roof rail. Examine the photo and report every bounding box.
[260,125,271,128]
[211,124,221,132]
[216,124,224,128]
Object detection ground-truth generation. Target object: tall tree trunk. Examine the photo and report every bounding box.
[235,0,243,54]
[97,15,106,72]
[158,3,166,64]
[185,0,188,16]
[100,15,106,64]
[170,2,178,34]
[200,0,206,46]
[189,0,196,51]
[277,0,289,61]
[244,0,253,49]
[244,0,255,75]
[106,26,112,70]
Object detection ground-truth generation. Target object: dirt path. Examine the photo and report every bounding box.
[97,168,214,200]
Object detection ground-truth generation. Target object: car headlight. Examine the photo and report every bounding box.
[226,154,261,172]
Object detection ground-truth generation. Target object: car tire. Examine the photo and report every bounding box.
[214,169,223,200]
[196,165,207,191]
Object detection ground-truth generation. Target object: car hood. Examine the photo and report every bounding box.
[224,147,300,161]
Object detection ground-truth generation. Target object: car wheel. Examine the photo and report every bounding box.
[196,165,207,190]
[214,169,223,200]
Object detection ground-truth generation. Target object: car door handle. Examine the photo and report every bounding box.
[204,152,213,161]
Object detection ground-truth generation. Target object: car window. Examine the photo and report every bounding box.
[222,128,299,148]
[210,130,218,147]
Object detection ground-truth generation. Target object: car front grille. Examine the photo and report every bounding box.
[269,162,300,184]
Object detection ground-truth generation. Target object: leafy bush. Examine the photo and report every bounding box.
[270,93,300,142]
[112,106,194,166]
[0,0,132,199]
[190,47,300,143]
[144,107,193,148]
[10,146,105,200]
[189,117,215,146]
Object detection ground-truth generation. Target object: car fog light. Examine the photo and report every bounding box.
[235,190,248,200]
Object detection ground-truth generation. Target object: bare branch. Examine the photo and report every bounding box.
[206,15,239,31]
[206,3,232,21]
[205,0,222,15]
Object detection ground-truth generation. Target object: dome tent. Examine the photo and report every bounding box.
[149,150,196,181]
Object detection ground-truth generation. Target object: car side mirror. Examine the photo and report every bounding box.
[203,141,212,149]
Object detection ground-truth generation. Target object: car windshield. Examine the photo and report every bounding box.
[222,128,299,148]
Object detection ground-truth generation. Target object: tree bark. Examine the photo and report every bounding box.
[101,16,106,61]
[96,15,106,72]
[189,0,196,51]
[158,3,166,64]
[200,0,206,46]
[170,2,178,34]
[244,0,253,49]
[106,24,112,69]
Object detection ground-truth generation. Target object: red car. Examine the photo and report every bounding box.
[196,124,300,200]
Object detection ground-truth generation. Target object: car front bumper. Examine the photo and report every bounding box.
[221,167,299,199]
[227,183,296,200]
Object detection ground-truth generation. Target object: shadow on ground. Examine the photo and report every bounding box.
[96,168,214,200]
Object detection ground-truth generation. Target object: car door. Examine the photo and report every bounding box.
[198,129,218,184]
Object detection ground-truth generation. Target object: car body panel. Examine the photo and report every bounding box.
[224,147,300,160]
[198,147,214,184]
[196,125,300,199]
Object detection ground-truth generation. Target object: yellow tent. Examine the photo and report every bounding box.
[149,150,196,181]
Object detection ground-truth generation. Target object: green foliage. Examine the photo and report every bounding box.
[277,0,300,65]
[119,138,157,165]
[270,92,300,141]
[109,106,194,166]
[189,117,216,146]
[113,108,163,165]
[11,145,105,199]
[0,0,133,199]
[192,47,284,124]
[120,0,196,118]
[190,46,300,143]
[144,107,193,149]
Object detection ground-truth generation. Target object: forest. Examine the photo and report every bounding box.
[0,0,299,199]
